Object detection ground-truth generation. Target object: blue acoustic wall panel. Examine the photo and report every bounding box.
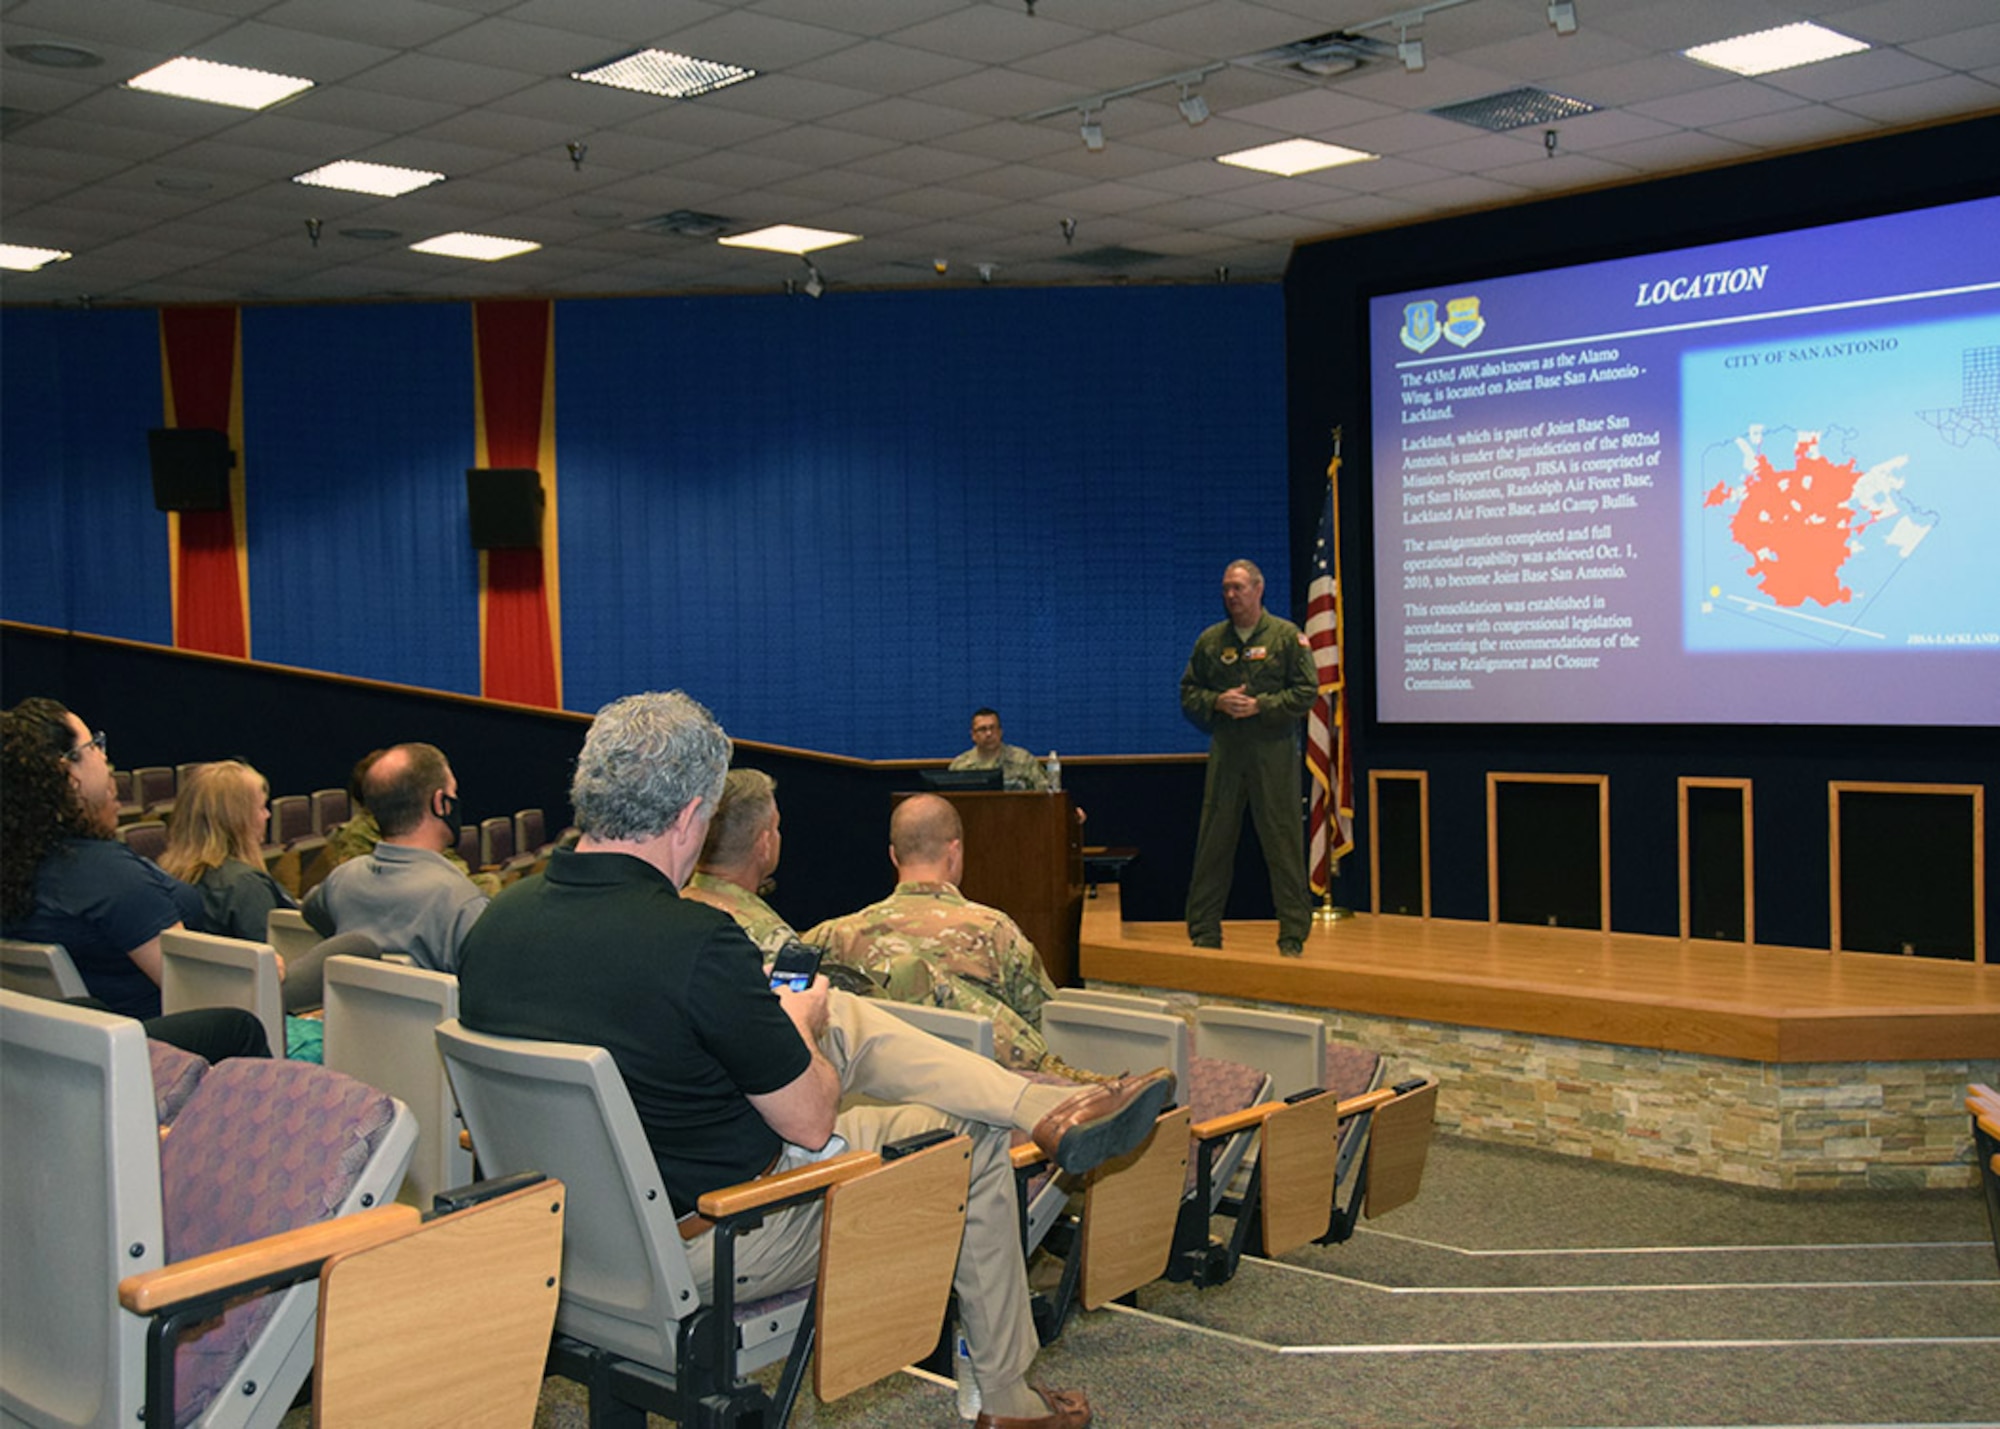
[0,308,171,644]
[242,304,480,694]
[556,284,1287,757]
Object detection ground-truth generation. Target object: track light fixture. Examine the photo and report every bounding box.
[1080,111,1104,151]
[1177,85,1209,125]
[800,256,825,298]
[1398,27,1426,71]
[1548,1,1577,36]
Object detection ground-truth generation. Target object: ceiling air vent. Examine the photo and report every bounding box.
[1237,31,1397,81]
[628,210,734,238]
[1430,87,1598,132]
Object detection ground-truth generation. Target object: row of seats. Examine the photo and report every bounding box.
[1,934,1440,1428]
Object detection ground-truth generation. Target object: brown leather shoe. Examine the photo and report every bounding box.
[973,1385,1092,1428]
[1031,1067,1175,1175]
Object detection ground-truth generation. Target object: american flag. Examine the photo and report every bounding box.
[1306,441,1353,895]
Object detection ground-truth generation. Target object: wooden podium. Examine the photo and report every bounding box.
[894,790,1085,987]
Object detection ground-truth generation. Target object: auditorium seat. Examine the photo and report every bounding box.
[479,815,516,869]
[322,956,471,1209]
[514,806,548,856]
[0,992,417,1429]
[436,1017,971,1426]
[117,818,168,864]
[160,929,285,1063]
[0,937,89,1001]
[148,1038,206,1125]
[133,766,175,821]
[113,768,145,824]
[308,787,349,834]
[174,761,202,793]
[456,821,481,869]
[269,793,313,847]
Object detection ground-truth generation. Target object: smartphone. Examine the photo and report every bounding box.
[769,943,822,993]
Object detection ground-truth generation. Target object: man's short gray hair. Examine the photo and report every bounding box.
[1224,558,1264,585]
[571,691,731,841]
[699,768,778,868]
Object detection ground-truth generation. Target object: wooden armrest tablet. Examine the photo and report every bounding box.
[1190,1086,1397,1143]
[696,1148,882,1220]
[118,1204,421,1314]
[1012,1142,1049,1171]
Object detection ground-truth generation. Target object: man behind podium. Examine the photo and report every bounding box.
[1180,559,1316,957]
[949,708,1049,791]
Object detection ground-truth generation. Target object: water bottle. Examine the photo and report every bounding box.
[1045,750,1061,792]
[955,1328,981,1419]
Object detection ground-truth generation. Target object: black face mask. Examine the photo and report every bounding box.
[434,791,463,844]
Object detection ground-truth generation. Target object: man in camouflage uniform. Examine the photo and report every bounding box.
[805,793,1068,1075]
[948,708,1049,791]
[1181,558,1317,957]
[684,769,926,999]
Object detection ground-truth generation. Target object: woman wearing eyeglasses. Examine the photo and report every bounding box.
[1,697,266,1060]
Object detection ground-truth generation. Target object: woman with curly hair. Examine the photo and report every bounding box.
[2,698,266,1060]
[161,759,377,1010]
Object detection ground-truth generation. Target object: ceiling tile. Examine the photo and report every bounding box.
[886,8,1095,66]
[1757,46,1952,100]
[1833,73,2000,122]
[253,0,479,50]
[1632,80,1808,127]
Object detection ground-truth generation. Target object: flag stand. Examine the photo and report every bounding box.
[1315,863,1354,924]
[1307,424,1356,928]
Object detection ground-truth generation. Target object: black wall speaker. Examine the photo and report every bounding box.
[1494,779,1603,929]
[466,468,543,550]
[148,428,233,512]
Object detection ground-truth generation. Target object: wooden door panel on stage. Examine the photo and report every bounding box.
[1487,773,1609,932]
[1830,782,1985,962]
[895,790,1084,987]
[1680,777,1753,943]
[1369,769,1429,918]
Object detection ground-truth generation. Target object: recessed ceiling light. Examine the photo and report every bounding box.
[410,232,541,262]
[1217,139,1377,177]
[125,56,313,110]
[6,42,104,68]
[1683,22,1868,76]
[571,48,756,99]
[293,160,445,197]
[0,243,74,271]
[718,224,861,256]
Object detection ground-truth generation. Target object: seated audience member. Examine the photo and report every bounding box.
[320,746,501,896]
[949,708,1049,791]
[682,769,920,999]
[457,691,1172,1429]
[808,794,1075,1077]
[0,698,268,1062]
[160,759,380,1011]
[303,742,487,973]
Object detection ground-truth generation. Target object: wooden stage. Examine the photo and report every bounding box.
[1077,889,2000,1065]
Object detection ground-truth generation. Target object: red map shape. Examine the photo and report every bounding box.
[1727,438,1869,608]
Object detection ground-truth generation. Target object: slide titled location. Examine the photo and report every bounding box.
[1369,194,1999,727]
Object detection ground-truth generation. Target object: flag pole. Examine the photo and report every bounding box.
[1311,425,1354,925]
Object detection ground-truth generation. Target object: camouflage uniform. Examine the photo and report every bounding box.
[686,872,930,1000]
[322,809,502,897]
[682,872,799,959]
[947,743,1050,792]
[805,881,1057,1073]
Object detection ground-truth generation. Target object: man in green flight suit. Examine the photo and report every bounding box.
[1180,558,1317,957]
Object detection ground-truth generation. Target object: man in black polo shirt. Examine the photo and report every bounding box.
[458,691,1172,1429]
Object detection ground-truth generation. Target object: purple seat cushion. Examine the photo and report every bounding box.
[148,1039,206,1125]
[159,1059,399,1427]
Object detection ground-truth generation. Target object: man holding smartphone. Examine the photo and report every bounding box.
[459,691,1173,1429]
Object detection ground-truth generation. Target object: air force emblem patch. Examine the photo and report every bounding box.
[1399,300,1440,354]
[1442,296,1485,348]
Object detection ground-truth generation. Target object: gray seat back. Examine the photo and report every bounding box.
[1053,987,1174,1015]
[435,1019,698,1373]
[262,907,319,968]
[322,957,471,1209]
[1041,1000,1191,1090]
[0,937,89,1001]
[874,999,997,1060]
[1193,1005,1327,1099]
[159,929,285,1062]
[0,992,162,1429]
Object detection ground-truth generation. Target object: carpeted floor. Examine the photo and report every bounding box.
[288,1134,2000,1427]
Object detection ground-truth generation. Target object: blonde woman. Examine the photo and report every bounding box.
[162,760,377,1011]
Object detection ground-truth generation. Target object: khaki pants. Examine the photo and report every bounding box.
[682,992,1077,1399]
